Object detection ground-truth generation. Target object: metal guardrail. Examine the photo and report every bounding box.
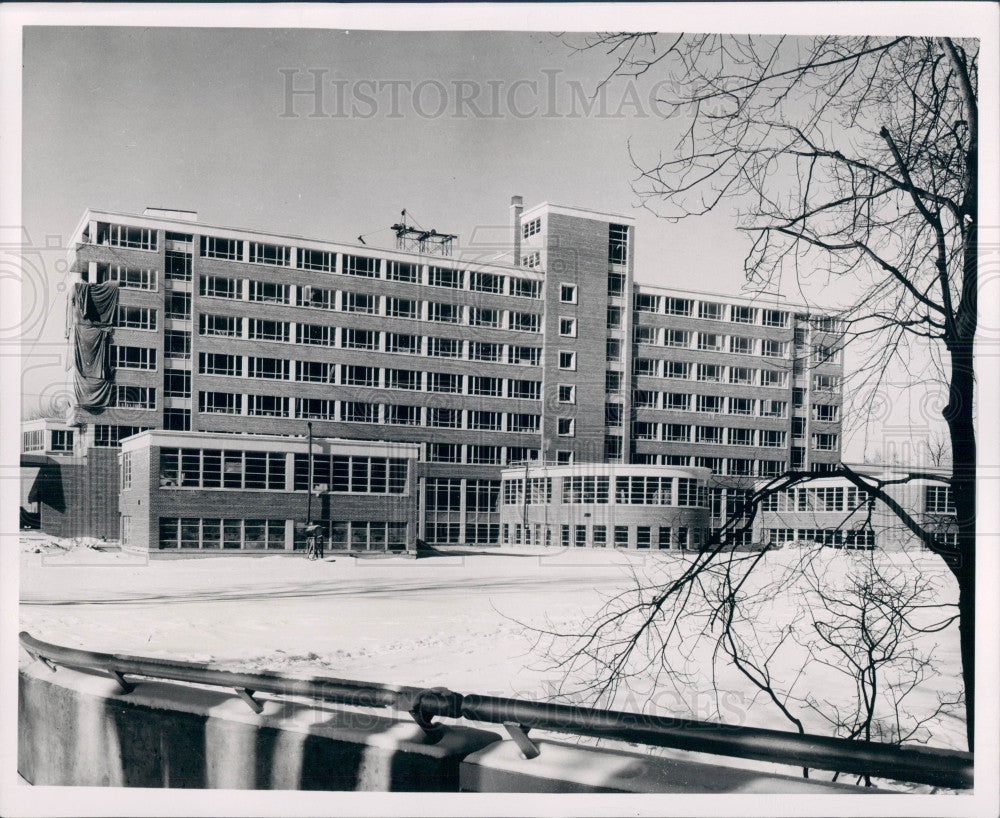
[19,631,973,789]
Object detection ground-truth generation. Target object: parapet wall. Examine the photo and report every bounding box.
[18,661,862,793]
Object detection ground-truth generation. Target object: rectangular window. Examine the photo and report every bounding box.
[248,394,290,417]
[296,323,336,347]
[560,284,577,303]
[341,402,377,423]
[164,370,191,398]
[201,235,240,260]
[165,251,192,281]
[469,411,502,431]
[813,374,841,390]
[163,291,190,320]
[559,317,577,337]
[248,319,290,343]
[605,403,623,427]
[760,399,787,418]
[606,339,622,362]
[813,404,840,422]
[665,393,690,411]
[248,243,290,267]
[469,445,500,465]
[508,346,541,366]
[698,301,724,321]
[248,357,289,380]
[297,398,335,420]
[522,217,541,239]
[117,306,157,331]
[508,413,540,432]
[762,309,788,328]
[199,315,241,340]
[387,297,419,319]
[297,361,334,383]
[386,369,421,390]
[428,372,462,393]
[728,427,754,446]
[343,291,378,314]
[201,275,242,300]
[729,367,756,385]
[634,389,656,408]
[510,278,541,299]
[198,392,241,414]
[386,261,418,282]
[728,397,754,415]
[812,433,839,451]
[299,248,335,272]
[665,361,690,379]
[164,330,190,359]
[509,380,541,400]
[634,293,660,313]
[343,328,378,350]
[614,525,630,548]
[731,306,756,324]
[665,424,690,442]
[509,311,540,332]
[698,333,724,351]
[113,346,157,370]
[925,485,955,514]
[696,395,723,413]
[99,222,156,251]
[470,342,502,362]
[607,306,622,328]
[730,336,755,355]
[386,404,421,426]
[608,223,628,265]
[697,364,722,382]
[762,340,787,358]
[634,326,656,345]
[521,252,541,270]
[386,332,420,354]
[429,266,463,288]
[469,307,501,328]
[343,255,379,278]
[298,286,335,310]
[427,338,463,358]
[558,351,576,371]
[342,365,378,387]
[471,271,503,293]
[248,280,290,304]
[470,376,501,397]
[112,386,155,409]
[761,370,789,388]
[605,371,622,393]
[666,298,693,317]
[97,264,157,291]
[93,425,149,448]
[428,302,461,323]
[428,443,461,463]
[696,426,723,444]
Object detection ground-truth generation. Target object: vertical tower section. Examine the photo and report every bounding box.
[525,204,635,465]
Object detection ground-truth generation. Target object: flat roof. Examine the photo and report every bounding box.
[76,208,545,279]
[521,201,636,224]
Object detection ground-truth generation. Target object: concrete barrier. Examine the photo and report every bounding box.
[18,662,500,790]
[460,738,868,793]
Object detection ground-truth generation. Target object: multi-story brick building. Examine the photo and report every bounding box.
[30,196,847,551]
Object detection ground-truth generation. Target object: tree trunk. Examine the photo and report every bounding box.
[945,346,976,751]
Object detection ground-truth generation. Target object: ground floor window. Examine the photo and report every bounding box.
[158,518,286,550]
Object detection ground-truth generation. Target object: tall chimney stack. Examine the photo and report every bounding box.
[510,195,524,265]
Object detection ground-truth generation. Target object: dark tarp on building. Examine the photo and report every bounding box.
[71,281,118,411]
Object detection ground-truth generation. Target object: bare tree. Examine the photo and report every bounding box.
[562,33,978,748]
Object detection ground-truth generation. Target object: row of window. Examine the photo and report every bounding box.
[767,528,876,549]
[632,298,841,334]
[501,475,708,507]
[634,328,791,358]
[196,241,544,297]
[627,454,792,477]
[632,424,790,448]
[760,486,871,513]
[158,517,287,550]
[633,392,792,418]
[156,448,409,494]
[504,523,704,550]
[197,380,543,418]
[631,358,793,387]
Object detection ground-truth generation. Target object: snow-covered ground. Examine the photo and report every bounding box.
[18,533,967,789]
